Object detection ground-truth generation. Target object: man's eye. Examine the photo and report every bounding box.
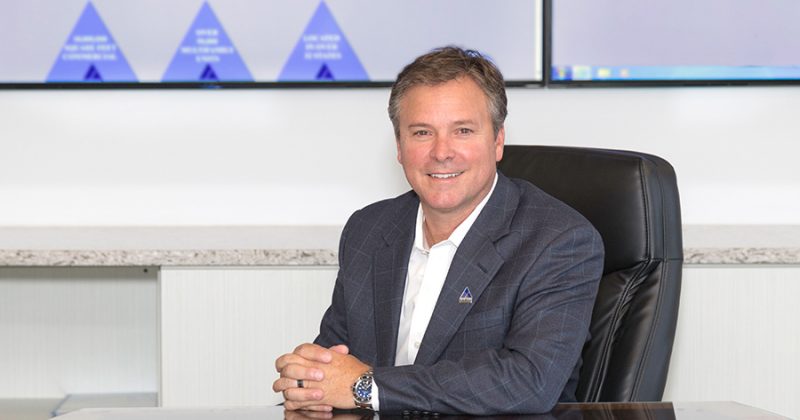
[413,130,430,136]
[457,128,473,135]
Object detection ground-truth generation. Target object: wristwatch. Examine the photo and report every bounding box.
[352,370,374,409]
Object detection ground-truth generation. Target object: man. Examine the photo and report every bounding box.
[274,47,604,415]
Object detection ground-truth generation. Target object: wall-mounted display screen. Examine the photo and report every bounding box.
[550,0,800,84]
[0,0,544,86]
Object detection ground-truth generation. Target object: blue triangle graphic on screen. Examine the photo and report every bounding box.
[162,2,253,82]
[84,64,102,81]
[316,63,334,81]
[279,1,368,82]
[200,64,219,81]
[47,2,137,83]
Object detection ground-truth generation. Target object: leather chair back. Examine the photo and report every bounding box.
[498,145,683,402]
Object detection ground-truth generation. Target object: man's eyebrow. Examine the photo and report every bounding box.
[406,122,434,129]
[452,119,479,126]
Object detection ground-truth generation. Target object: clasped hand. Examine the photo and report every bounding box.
[274,343,371,412]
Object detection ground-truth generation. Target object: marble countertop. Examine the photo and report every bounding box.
[0,225,798,266]
[682,225,800,264]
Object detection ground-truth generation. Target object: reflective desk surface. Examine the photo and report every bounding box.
[53,402,788,420]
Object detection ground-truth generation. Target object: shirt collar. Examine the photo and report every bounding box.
[413,172,499,251]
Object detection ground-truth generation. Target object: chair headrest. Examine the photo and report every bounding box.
[499,145,683,273]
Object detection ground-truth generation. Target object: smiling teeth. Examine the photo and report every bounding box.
[430,172,462,179]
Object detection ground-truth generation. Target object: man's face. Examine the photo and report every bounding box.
[396,77,505,221]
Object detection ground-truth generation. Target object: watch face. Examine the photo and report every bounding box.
[356,385,370,400]
[353,373,373,404]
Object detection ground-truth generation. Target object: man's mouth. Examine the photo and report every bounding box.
[428,172,463,179]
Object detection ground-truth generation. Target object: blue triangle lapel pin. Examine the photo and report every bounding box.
[459,287,473,304]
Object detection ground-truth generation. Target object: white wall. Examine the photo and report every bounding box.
[1,86,798,226]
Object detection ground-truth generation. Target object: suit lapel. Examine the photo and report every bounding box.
[373,194,418,367]
[414,174,519,366]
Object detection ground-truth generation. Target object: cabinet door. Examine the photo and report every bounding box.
[0,267,157,399]
[663,265,800,420]
[160,267,336,407]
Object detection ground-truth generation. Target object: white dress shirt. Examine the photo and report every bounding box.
[372,173,498,410]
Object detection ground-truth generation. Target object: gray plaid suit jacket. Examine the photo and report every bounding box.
[315,172,604,415]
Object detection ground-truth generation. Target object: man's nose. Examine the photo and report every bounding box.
[430,136,455,161]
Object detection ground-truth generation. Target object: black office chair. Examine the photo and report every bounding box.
[498,145,683,402]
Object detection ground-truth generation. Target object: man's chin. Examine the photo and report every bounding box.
[420,199,471,216]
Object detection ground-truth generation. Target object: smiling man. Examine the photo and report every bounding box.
[273,47,604,415]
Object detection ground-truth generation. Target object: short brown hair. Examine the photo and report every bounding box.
[388,46,507,138]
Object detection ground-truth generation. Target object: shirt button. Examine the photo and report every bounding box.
[414,341,421,348]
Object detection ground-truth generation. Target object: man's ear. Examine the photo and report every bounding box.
[494,126,505,162]
[396,137,404,164]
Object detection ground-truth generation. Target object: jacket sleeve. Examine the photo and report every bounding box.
[371,224,604,415]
